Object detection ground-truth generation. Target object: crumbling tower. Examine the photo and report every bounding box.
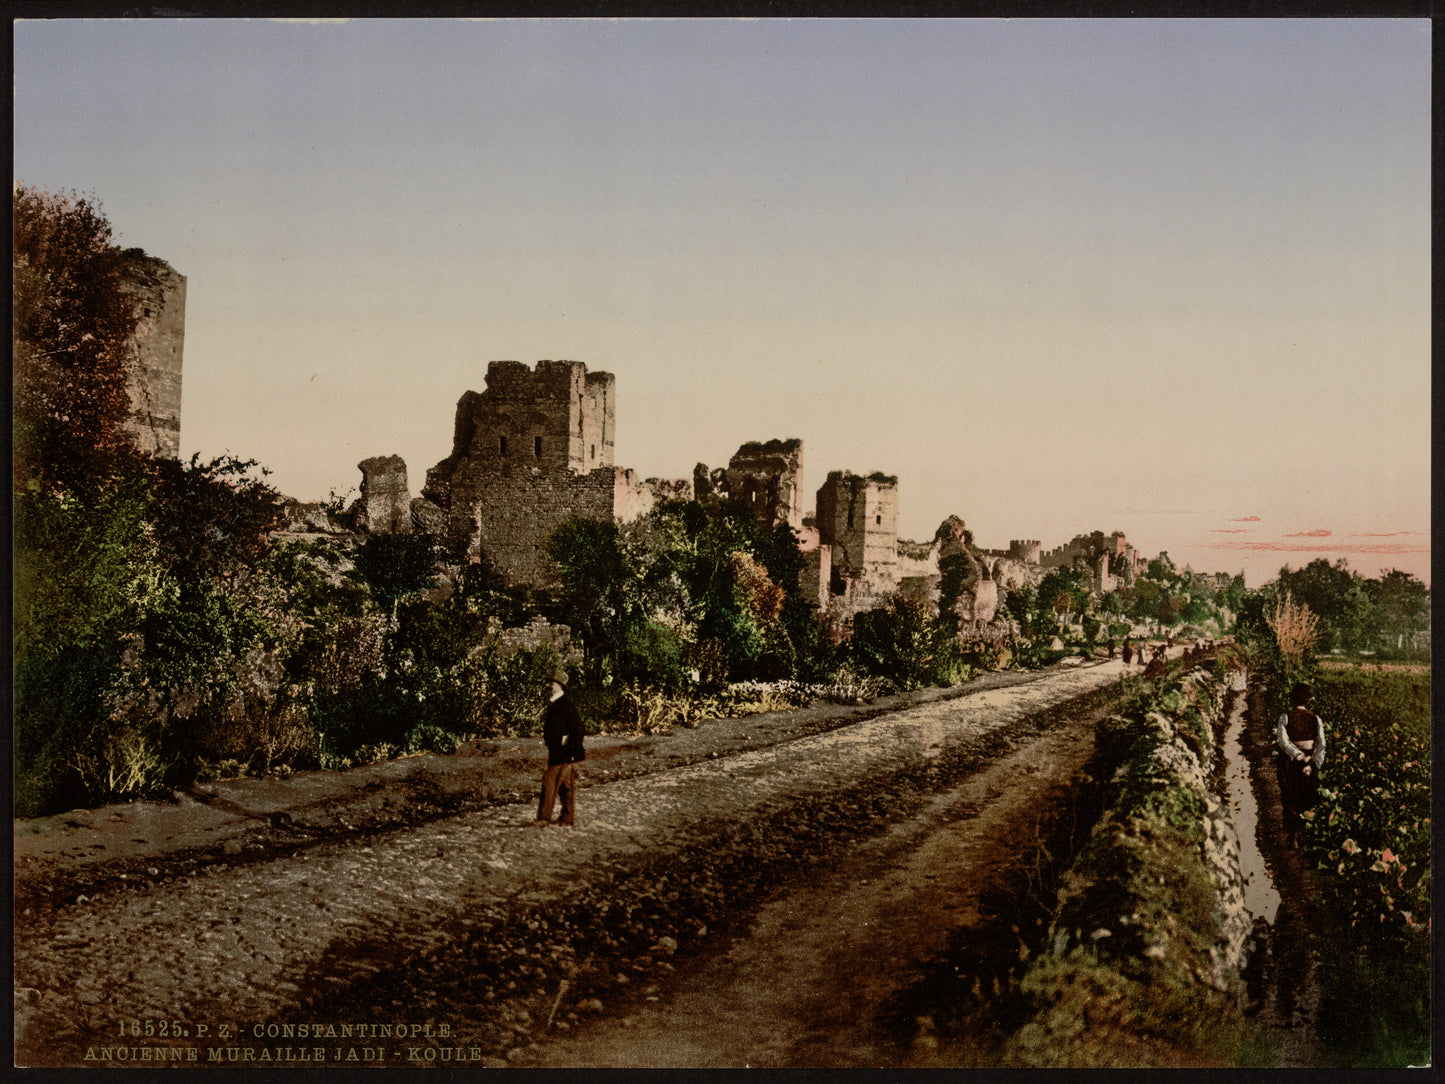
[420,360,684,585]
[815,470,899,608]
[721,438,804,532]
[119,251,186,459]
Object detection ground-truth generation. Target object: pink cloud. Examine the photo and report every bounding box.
[1353,531,1426,538]
[1211,529,1247,534]
[1283,528,1332,538]
[1203,539,1429,557]
[1229,515,1262,523]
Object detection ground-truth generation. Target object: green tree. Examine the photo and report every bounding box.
[349,532,440,616]
[548,516,646,682]
[1037,567,1088,621]
[1276,558,1373,652]
[851,593,954,691]
[1363,569,1429,653]
[13,186,141,493]
[147,454,286,584]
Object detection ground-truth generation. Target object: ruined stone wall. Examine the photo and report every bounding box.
[1009,539,1042,564]
[611,470,694,525]
[1095,551,1117,593]
[422,360,621,566]
[471,467,620,586]
[355,455,413,534]
[118,252,185,459]
[453,359,609,475]
[1040,530,1122,571]
[816,472,898,584]
[986,556,1045,591]
[800,545,833,609]
[581,370,616,473]
[721,438,804,531]
[815,471,899,610]
[275,500,355,537]
[894,538,937,584]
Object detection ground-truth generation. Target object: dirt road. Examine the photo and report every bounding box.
[15,658,1135,1068]
[513,702,1105,1067]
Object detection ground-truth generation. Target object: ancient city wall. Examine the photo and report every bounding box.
[722,438,805,531]
[119,252,186,459]
[355,455,412,534]
[472,467,620,586]
[816,471,900,609]
[423,361,620,563]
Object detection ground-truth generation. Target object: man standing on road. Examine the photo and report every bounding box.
[535,668,586,827]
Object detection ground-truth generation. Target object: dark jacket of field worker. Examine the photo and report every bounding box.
[1275,681,1326,847]
[542,681,586,767]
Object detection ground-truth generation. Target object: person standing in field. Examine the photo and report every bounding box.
[1122,637,1133,665]
[1276,681,1327,850]
[534,668,586,827]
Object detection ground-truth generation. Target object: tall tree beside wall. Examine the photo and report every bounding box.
[13,186,140,494]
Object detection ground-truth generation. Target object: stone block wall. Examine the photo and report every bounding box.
[356,455,413,534]
[721,438,805,531]
[118,252,186,459]
[471,466,620,586]
[800,544,832,608]
[423,361,621,564]
[581,369,616,473]
[1008,539,1043,564]
[611,469,694,524]
[816,470,899,591]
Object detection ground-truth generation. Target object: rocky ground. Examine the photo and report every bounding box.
[16,653,1208,1069]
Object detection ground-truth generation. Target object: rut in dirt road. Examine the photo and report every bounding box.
[508,699,1112,1068]
[15,659,1133,1067]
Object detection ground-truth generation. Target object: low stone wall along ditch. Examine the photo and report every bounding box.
[996,667,1268,1068]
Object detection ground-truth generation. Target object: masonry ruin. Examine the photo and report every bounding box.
[418,361,689,584]
[342,360,1165,621]
[354,455,413,534]
[700,438,806,533]
[118,251,186,459]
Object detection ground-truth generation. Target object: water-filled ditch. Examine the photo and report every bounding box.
[1221,669,1279,924]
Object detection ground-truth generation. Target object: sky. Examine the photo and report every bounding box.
[13,18,1432,588]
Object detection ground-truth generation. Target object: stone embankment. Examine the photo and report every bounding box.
[996,665,1264,1067]
[14,660,1129,1068]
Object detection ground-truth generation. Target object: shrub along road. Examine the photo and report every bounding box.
[14,657,1142,1068]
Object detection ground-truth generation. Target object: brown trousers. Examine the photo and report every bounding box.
[537,762,578,825]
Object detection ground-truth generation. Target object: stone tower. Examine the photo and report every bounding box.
[815,470,899,604]
[721,438,804,532]
[422,360,681,585]
[119,252,186,459]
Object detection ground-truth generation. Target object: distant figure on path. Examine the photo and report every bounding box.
[534,668,586,827]
[1276,681,1327,850]
[1121,637,1133,665]
[1107,637,1116,660]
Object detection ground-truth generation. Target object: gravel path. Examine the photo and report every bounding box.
[15,658,1131,1067]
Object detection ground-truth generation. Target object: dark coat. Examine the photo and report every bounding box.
[543,693,586,767]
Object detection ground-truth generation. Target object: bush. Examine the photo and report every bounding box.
[851,593,956,691]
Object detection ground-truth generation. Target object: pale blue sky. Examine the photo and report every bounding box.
[14,18,1431,586]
